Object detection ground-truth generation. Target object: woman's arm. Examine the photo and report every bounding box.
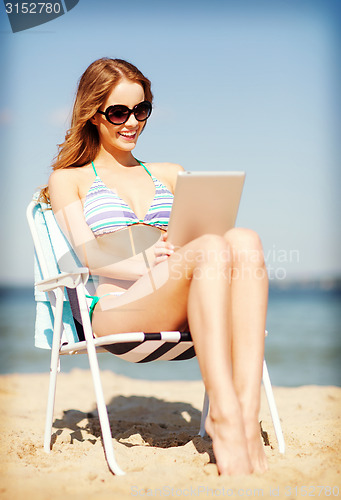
[48,169,151,280]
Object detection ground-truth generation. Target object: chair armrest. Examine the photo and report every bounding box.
[36,268,89,292]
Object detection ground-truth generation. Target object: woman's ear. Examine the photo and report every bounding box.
[90,114,100,126]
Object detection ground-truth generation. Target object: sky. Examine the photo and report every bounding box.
[0,0,340,285]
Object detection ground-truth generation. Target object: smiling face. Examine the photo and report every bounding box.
[91,79,146,155]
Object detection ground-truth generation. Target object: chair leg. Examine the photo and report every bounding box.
[199,390,209,437]
[262,360,285,454]
[88,357,125,475]
[77,286,125,476]
[44,288,64,453]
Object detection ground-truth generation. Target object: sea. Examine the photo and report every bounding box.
[0,284,340,387]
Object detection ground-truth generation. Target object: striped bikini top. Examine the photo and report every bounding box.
[84,160,174,237]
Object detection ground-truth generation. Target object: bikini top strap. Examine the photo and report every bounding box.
[91,161,98,176]
[135,158,152,177]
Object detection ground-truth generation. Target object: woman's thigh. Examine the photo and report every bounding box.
[92,233,229,336]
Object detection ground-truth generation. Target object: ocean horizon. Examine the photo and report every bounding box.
[0,282,340,387]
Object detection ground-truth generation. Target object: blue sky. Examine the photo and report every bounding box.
[0,0,340,285]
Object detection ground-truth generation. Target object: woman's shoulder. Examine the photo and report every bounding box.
[146,162,185,192]
[48,165,95,204]
[49,164,92,186]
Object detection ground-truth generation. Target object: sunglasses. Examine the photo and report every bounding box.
[97,100,152,125]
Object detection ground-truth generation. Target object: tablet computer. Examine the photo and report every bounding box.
[167,171,246,247]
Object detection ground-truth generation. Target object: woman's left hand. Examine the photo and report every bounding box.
[153,232,175,266]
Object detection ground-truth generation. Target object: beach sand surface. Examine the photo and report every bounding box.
[0,370,340,499]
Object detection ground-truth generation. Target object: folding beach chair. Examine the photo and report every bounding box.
[26,194,285,476]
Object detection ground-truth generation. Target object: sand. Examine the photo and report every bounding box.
[0,369,340,499]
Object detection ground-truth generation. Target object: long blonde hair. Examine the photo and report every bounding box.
[39,57,153,203]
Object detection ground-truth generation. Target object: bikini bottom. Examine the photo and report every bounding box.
[86,292,124,323]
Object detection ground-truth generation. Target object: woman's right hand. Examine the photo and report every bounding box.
[153,232,175,266]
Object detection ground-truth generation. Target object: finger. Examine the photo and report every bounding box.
[164,241,174,251]
[153,255,169,266]
[155,247,174,257]
[154,242,174,254]
[154,247,174,261]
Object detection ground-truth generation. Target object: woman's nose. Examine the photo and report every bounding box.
[125,112,139,127]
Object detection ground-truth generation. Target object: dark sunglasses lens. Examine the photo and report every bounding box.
[134,102,152,121]
[107,106,130,124]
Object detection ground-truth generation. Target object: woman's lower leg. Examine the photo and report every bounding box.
[185,236,253,475]
[225,229,269,472]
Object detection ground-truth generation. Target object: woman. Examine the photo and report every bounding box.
[42,57,268,476]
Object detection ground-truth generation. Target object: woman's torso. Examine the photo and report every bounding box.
[73,160,179,294]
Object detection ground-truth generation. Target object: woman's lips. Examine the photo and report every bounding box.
[119,131,137,140]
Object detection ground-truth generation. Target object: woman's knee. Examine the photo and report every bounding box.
[189,233,231,264]
[224,228,265,266]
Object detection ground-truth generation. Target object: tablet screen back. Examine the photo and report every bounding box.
[167,171,245,247]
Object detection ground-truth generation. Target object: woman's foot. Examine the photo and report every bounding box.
[243,417,268,473]
[205,411,253,475]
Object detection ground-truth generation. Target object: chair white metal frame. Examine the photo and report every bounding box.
[26,196,285,476]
